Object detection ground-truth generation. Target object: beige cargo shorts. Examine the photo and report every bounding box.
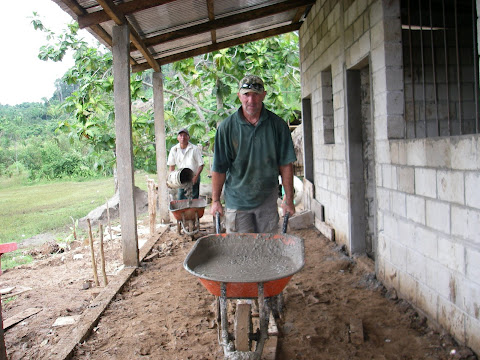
[225,188,279,233]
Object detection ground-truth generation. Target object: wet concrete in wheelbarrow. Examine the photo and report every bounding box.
[184,233,304,283]
[63,220,474,360]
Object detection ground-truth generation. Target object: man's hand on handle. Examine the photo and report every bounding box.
[210,200,223,216]
[281,198,295,217]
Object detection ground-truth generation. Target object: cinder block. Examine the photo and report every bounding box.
[451,137,478,171]
[415,168,437,198]
[415,282,438,321]
[437,170,464,204]
[451,205,480,242]
[465,248,480,283]
[465,172,480,209]
[425,260,452,300]
[406,248,426,283]
[406,194,425,225]
[389,238,407,272]
[437,236,465,274]
[397,166,415,193]
[398,271,417,303]
[437,296,466,344]
[315,218,335,241]
[465,314,480,355]
[288,210,314,230]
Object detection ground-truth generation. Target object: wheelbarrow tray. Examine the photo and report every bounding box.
[184,233,304,298]
[169,198,207,221]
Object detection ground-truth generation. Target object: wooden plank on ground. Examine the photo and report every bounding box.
[0,287,15,295]
[49,226,168,360]
[1,286,32,299]
[3,308,42,330]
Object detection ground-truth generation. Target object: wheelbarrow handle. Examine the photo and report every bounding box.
[282,212,290,234]
[215,211,221,234]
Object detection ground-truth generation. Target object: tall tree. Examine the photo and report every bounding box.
[33,14,301,175]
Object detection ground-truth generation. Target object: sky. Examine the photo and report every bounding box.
[0,0,93,105]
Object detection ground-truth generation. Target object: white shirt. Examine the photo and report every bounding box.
[167,142,204,173]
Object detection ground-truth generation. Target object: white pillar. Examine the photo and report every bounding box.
[113,24,139,267]
[153,71,170,224]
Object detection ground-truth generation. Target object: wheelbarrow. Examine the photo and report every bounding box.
[184,214,304,359]
[169,197,207,240]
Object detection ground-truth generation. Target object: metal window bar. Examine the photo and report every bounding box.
[419,0,427,138]
[406,0,416,137]
[429,0,439,136]
[473,0,479,133]
[442,0,451,135]
[454,0,463,134]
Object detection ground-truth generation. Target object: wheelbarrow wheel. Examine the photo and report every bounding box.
[235,303,252,352]
[177,220,182,235]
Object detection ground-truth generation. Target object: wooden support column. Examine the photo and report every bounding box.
[113,24,139,267]
[153,71,170,224]
[0,300,7,360]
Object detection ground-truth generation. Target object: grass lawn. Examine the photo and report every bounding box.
[0,173,154,271]
[0,177,115,244]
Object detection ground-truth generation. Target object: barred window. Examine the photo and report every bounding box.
[401,0,479,138]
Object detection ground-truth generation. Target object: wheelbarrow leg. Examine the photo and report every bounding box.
[219,283,233,353]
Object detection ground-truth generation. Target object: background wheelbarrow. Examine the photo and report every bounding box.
[169,197,207,240]
[184,214,304,359]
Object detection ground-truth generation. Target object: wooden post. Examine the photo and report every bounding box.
[87,219,100,287]
[70,216,77,241]
[113,24,139,267]
[99,224,108,286]
[153,70,170,224]
[106,198,113,242]
[0,298,7,360]
[147,178,157,235]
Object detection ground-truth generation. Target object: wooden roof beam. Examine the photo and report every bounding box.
[55,0,138,66]
[206,0,216,44]
[97,0,161,72]
[292,5,313,24]
[132,22,302,72]
[142,0,314,49]
[78,0,179,29]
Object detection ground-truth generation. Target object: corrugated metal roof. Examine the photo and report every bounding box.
[51,0,313,72]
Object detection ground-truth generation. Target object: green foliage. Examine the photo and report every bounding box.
[1,251,33,272]
[160,32,301,152]
[17,14,301,181]
[2,296,18,305]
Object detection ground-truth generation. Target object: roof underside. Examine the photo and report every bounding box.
[51,0,314,73]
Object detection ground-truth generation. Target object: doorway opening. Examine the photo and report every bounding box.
[345,62,376,258]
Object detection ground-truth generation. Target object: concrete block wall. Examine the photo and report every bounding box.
[300,0,480,354]
[376,136,480,353]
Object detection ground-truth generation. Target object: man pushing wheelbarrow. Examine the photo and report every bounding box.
[184,75,302,359]
[167,127,204,200]
[210,75,297,233]
[167,127,206,240]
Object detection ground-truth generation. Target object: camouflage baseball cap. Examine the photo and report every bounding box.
[238,75,265,94]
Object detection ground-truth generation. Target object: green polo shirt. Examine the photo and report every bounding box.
[212,105,296,210]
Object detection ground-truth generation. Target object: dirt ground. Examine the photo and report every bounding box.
[0,212,478,360]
